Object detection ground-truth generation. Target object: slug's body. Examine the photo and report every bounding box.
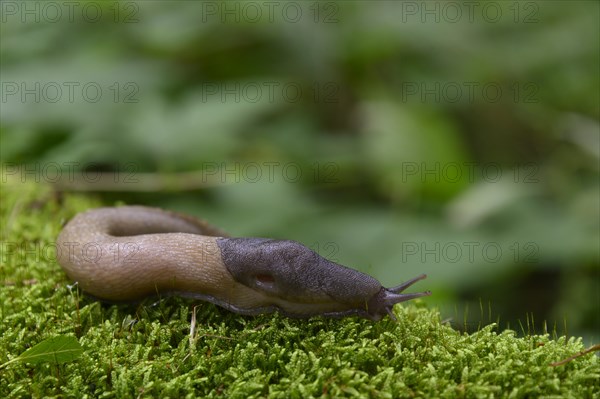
[56,206,430,320]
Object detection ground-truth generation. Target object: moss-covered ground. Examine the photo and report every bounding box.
[1,181,598,398]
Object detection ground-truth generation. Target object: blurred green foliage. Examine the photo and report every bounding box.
[1,1,598,341]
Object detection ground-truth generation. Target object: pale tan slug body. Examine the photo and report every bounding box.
[58,207,276,311]
[57,206,430,320]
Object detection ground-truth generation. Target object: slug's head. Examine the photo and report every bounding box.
[216,238,430,320]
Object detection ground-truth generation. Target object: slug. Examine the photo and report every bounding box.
[56,206,430,320]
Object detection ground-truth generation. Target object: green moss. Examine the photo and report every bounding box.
[1,181,598,398]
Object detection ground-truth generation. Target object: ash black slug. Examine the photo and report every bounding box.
[56,206,430,320]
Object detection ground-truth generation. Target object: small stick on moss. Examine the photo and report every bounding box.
[550,344,600,367]
[189,305,199,346]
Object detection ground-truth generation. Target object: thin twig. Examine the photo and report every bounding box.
[550,344,600,367]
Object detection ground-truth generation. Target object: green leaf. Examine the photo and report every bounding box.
[0,336,83,369]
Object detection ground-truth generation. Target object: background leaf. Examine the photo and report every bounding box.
[1,336,83,369]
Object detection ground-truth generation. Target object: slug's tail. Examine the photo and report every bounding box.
[368,274,431,321]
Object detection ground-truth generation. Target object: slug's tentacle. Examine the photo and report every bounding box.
[56,206,430,320]
[389,273,428,293]
[367,283,432,321]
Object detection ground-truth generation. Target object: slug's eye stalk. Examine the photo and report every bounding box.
[367,274,431,321]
